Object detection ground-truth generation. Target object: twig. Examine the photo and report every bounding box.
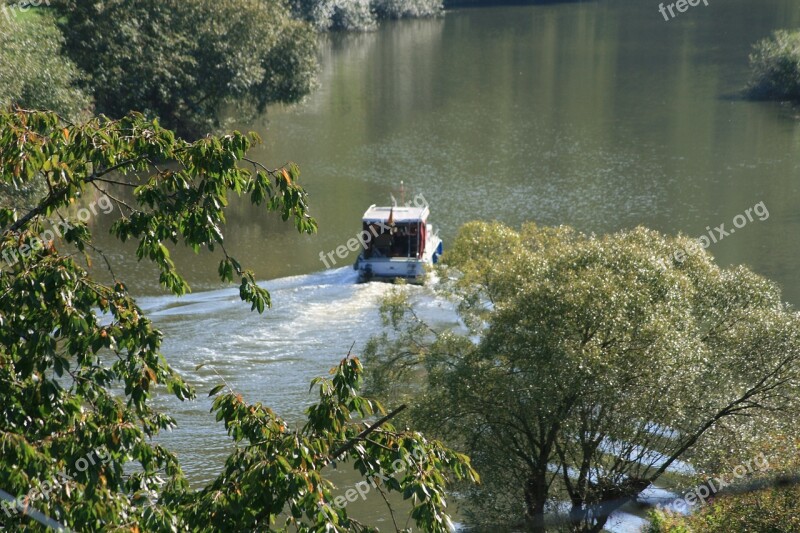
[375,482,402,533]
[89,182,136,214]
[328,404,407,463]
[90,177,138,188]
[82,240,118,282]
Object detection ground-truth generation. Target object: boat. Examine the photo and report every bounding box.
[353,204,443,283]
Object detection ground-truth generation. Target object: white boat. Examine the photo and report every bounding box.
[353,204,443,283]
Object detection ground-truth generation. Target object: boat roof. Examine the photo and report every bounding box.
[362,205,429,223]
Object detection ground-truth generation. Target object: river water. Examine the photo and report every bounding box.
[89,0,800,529]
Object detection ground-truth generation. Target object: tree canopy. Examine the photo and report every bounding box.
[54,0,318,138]
[0,108,475,531]
[0,13,90,121]
[365,221,800,532]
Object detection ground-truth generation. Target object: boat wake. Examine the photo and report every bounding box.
[138,266,361,317]
[137,267,454,487]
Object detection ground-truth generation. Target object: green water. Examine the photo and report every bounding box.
[97,0,799,302]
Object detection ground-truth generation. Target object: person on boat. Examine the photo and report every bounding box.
[373,230,392,256]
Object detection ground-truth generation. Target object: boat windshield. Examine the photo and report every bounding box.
[363,221,424,259]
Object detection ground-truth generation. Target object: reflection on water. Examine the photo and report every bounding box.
[92,0,800,303]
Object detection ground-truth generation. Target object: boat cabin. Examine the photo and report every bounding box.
[362,206,430,259]
[355,204,442,282]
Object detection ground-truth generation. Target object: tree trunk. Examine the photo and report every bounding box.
[523,473,549,532]
[564,502,611,533]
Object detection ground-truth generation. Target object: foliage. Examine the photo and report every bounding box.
[747,29,800,101]
[0,11,87,210]
[289,0,441,32]
[0,108,475,530]
[645,435,800,533]
[183,356,478,531]
[372,0,441,20]
[0,13,91,121]
[289,0,376,31]
[53,0,318,139]
[0,170,46,211]
[365,221,800,532]
[0,107,308,529]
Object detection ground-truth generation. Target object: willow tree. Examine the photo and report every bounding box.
[365,221,800,532]
[0,108,475,531]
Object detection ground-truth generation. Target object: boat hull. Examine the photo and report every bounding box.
[354,236,442,283]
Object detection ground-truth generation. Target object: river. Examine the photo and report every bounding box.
[89,0,800,530]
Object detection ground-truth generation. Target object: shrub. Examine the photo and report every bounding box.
[289,0,442,32]
[747,29,800,100]
[289,0,376,31]
[372,0,442,20]
[331,0,377,31]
